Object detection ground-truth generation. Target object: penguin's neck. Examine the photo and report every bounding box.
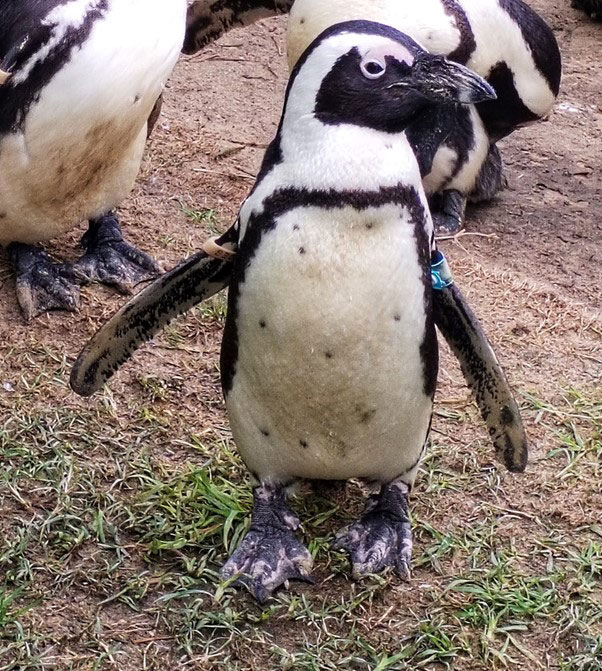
[279,114,422,193]
[239,116,430,238]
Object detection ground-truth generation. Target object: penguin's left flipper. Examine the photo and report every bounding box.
[432,283,528,472]
[70,226,237,397]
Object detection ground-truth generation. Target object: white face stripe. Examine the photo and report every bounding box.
[363,43,414,69]
[284,31,417,128]
[11,0,105,85]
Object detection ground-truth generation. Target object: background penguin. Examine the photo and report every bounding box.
[184,0,561,233]
[184,0,294,54]
[571,0,602,18]
[71,21,527,602]
[0,0,186,319]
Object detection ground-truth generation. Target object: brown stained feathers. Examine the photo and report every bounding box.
[432,282,528,473]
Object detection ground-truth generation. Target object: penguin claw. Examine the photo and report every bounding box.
[8,243,80,320]
[73,213,162,292]
[220,528,314,604]
[220,482,314,603]
[430,189,466,236]
[432,212,463,236]
[333,481,413,580]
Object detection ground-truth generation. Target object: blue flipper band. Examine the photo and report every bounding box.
[431,250,453,290]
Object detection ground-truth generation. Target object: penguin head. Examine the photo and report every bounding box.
[284,21,496,134]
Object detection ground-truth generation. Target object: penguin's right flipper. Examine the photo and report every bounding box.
[432,283,528,472]
[70,228,237,398]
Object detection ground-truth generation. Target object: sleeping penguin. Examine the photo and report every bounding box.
[184,0,561,233]
[70,21,528,602]
[0,0,186,319]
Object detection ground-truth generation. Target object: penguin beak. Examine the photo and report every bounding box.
[390,55,496,105]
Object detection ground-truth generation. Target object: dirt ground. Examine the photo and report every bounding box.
[0,1,601,670]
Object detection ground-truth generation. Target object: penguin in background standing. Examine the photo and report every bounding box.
[184,0,561,233]
[71,21,528,603]
[0,0,186,319]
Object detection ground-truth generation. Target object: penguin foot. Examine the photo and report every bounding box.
[73,213,162,292]
[430,190,467,235]
[333,480,412,580]
[220,483,314,603]
[8,243,80,321]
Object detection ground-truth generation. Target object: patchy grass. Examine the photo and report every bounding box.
[179,202,222,236]
[1,331,600,671]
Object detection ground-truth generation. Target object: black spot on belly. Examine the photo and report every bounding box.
[365,222,374,230]
[261,428,270,437]
[300,439,308,449]
[324,351,333,359]
[134,94,141,104]
[293,224,300,231]
[300,17,305,24]
[393,314,401,322]
[259,319,266,328]
[299,246,306,254]
[0,212,6,219]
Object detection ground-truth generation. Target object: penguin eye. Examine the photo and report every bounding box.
[360,59,386,80]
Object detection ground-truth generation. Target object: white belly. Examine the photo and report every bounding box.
[0,0,186,245]
[225,204,435,484]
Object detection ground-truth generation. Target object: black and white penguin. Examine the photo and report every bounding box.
[184,0,561,233]
[571,0,602,19]
[0,0,186,319]
[184,0,293,54]
[71,21,528,602]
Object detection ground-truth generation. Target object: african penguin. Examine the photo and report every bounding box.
[184,0,561,233]
[71,21,528,603]
[184,0,293,53]
[0,0,186,320]
[571,0,602,18]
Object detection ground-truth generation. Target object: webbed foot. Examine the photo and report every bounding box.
[431,189,467,235]
[73,213,161,292]
[333,480,412,579]
[220,483,314,603]
[8,243,80,320]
